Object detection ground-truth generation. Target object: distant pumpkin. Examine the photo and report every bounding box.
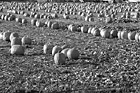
[135,33,140,42]
[22,36,32,45]
[43,43,54,54]
[81,25,89,33]
[3,31,11,41]
[121,31,128,40]
[51,22,59,29]
[100,29,110,38]
[128,31,136,41]
[10,32,19,42]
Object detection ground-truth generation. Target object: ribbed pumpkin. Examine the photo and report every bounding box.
[43,44,54,54]
[128,31,136,41]
[100,29,110,38]
[10,32,19,42]
[135,33,140,42]
[21,36,32,45]
[52,45,62,56]
[67,47,79,60]
[81,25,89,33]
[110,30,118,38]
[121,31,128,40]
[91,27,100,36]
[3,31,11,41]
[54,52,66,65]
[11,37,22,46]
[10,45,25,55]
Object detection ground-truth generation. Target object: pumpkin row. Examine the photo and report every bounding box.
[1,31,80,65]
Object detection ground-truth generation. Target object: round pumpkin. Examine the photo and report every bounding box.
[61,48,70,57]
[31,19,37,26]
[43,44,54,54]
[3,31,11,41]
[47,21,53,28]
[22,36,32,45]
[0,32,3,40]
[11,37,22,46]
[51,22,59,29]
[52,45,62,56]
[61,44,69,50]
[88,27,92,34]
[10,45,25,55]
[36,20,44,27]
[10,32,19,42]
[117,31,122,39]
[91,27,100,36]
[67,47,79,60]
[81,25,89,33]
[135,33,140,42]
[54,52,66,65]
[128,31,136,41]
[100,29,110,38]
[110,30,118,38]
[121,31,128,40]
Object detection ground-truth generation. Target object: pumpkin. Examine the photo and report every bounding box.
[54,52,66,65]
[121,31,128,40]
[15,17,22,23]
[10,45,25,55]
[68,24,77,32]
[3,31,11,41]
[52,45,62,56]
[10,32,19,42]
[87,27,92,34]
[61,44,69,50]
[135,33,140,42]
[110,30,118,38]
[128,31,136,41]
[63,14,69,19]
[67,47,79,60]
[43,44,54,54]
[89,17,94,22]
[51,22,59,29]
[81,25,89,33]
[0,32,3,40]
[22,36,32,45]
[47,21,53,28]
[91,27,100,36]
[36,20,44,27]
[22,19,28,24]
[117,31,122,39]
[100,29,110,38]
[31,19,37,26]
[11,37,22,46]
[61,48,70,57]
